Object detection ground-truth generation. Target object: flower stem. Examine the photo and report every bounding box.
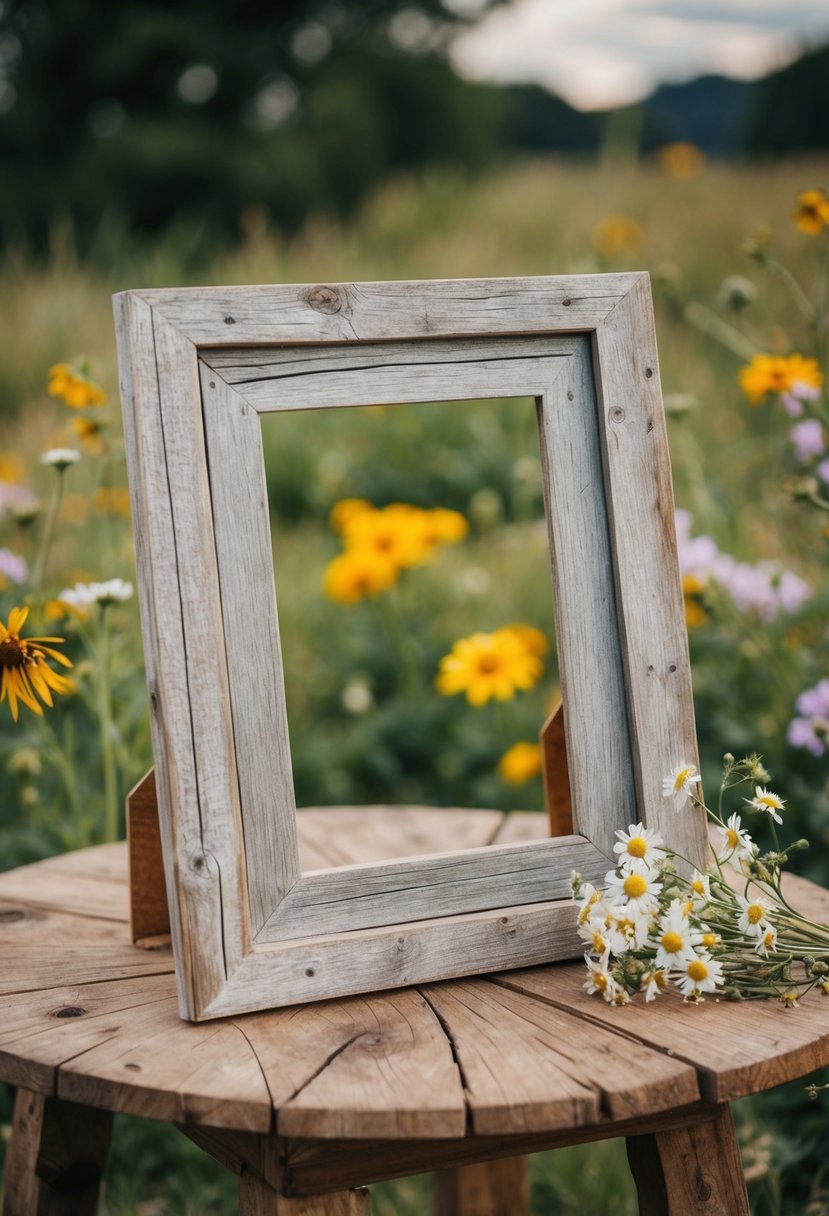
[97,604,119,842]
[31,469,66,592]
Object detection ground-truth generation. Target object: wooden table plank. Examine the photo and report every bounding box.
[0,942,173,998]
[490,812,548,847]
[295,807,504,867]
[0,866,129,922]
[422,978,698,1135]
[235,988,466,1141]
[497,963,829,1102]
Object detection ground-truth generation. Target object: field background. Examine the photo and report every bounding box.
[1,153,828,1212]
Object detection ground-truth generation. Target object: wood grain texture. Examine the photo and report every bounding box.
[434,1157,529,1216]
[628,1104,749,1216]
[296,806,504,867]
[540,698,573,836]
[591,275,707,869]
[262,837,608,942]
[128,769,171,944]
[422,978,698,1134]
[2,1089,112,1216]
[199,363,299,931]
[115,291,212,1019]
[203,898,583,1019]
[281,1105,716,1195]
[120,274,638,347]
[496,961,829,1103]
[206,341,572,413]
[537,337,635,859]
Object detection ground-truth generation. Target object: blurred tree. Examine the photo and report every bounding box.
[0,0,510,258]
[743,43,829,155]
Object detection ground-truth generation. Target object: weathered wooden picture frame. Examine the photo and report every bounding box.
[114,273,707,1022]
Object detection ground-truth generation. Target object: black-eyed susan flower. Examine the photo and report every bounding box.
[47,362,107,409]
[329,498,372,534]
[592,214,644,258]
[793,188,829,236]
[70,415,107,455]
[497,741,542,785]
[0,606,73,721]
[343,503,432,569]
[436,627,544,707]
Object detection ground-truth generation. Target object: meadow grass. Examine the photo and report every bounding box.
[2,154,828,1212]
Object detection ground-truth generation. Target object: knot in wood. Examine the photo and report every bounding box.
[305,285,342,314]
[609,406,626,424]
[55,1006,86,1018]
[0,906,28,923]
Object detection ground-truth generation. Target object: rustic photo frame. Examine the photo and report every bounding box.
[114,273,707,1021]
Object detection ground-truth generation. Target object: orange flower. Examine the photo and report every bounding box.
[592,215,644,258]
[657,142,705,179]
[47,362,107,409]
[738,354,823,405]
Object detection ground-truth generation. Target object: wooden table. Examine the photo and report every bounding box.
[1,807,827,1215]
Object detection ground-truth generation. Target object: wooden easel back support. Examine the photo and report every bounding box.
[127,702,571,949]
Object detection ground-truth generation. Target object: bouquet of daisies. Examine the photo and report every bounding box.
[571,755,829,1007]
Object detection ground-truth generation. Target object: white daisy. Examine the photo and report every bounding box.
[59,578,134,610]
[745,786,785,825]
[604,868,663,914]
[676,951,724,999]
[41,448,80,469]
[642,968,668,1002]
[687,869,711,909]
[583,952,613,998]
[662,764,700,811]
[654,900,703,970]
[754,925,778,958]
[716,813,756,862]
[612,823,667,871]
[736,894,773,939]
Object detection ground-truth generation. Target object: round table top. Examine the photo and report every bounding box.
[0,807,827,1143]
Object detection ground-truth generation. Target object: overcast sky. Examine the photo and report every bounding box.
[451,0,829,110]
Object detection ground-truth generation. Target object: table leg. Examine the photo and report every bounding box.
[626,1104,749,1215]
[238,1174,369,1215]
[434,1155,529,1216]
[2,1088,113,1216]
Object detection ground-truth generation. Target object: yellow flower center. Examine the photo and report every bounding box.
[661,931,684,954]
[673,766,693,791]
[725,828,739,848]
[623,874,647,899]
[594,973,607,991]
[691,878,705,894]
[703,933,717,948]
[746,904,765,925]
[592,930,607,953]
[687,959,709,981]
[626,836,648,858]
[757,795,779,809]
[763,932,775,947]
[476,654,501,674]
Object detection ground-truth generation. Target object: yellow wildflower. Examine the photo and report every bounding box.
[498,741,542,785]
[70,415,107,455]
[0,453,25,484]
[657,142,705,179]
[0,606,73,721]
[592,215,644,258]
[329,498,373,534]
[501,622,549,657]
[343,504,431,569]
[436,628,544,707]
[793,189,829,236]
[47,362,107,409]
[683,572,707,628]
[323,549,398,604]
[738,353,823,405]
